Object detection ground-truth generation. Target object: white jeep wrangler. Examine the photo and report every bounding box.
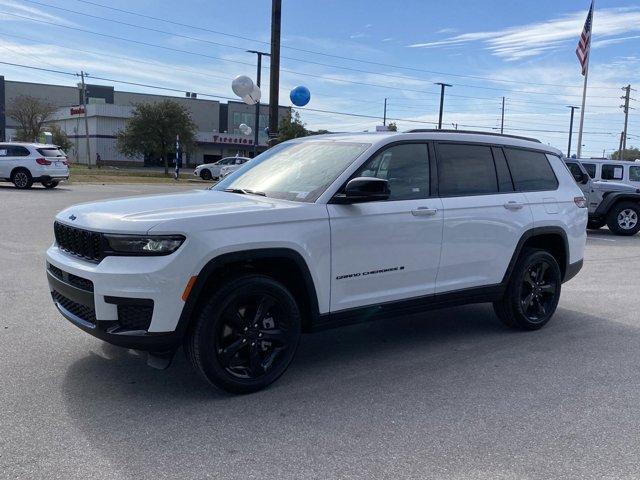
[46,131,587,393]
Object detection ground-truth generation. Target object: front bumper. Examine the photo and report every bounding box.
[46,244,193,351]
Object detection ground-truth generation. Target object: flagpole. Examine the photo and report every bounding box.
[576,1,593,159]
[576,60,589,158]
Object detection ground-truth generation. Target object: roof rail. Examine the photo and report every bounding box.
[404,129,541,143]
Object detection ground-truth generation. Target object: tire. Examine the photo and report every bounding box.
[606,201,640,236]
[587,220,605,230]
[493,248,562,330]
[200,169,212,180]
[185,274,302,394]
[42,181,59,189]
[11,169,33,189]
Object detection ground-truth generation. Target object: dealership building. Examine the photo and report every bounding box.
[0,76,290,166]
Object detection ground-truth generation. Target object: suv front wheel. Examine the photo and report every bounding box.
[494,249,562,330]
[185,274,302,394]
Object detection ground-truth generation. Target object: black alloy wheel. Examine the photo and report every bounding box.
[200,169,212,180]
[216,293,296,380]
[519,259,559,323]
[493,249,562,330]
[186,274,301,394]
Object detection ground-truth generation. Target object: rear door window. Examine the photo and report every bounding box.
[503,148,559,191]
[629,166,640,182]
[437,143,498,196]
[7,146,30,157]
[601,164,624,180]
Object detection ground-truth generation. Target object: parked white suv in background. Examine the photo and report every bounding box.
[194,156,251,181]
[0,142,69,189]
[219,156,252,178]
[46,130,587,393]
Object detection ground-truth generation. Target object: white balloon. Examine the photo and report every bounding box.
[232,75,254,97]
[239,123,252,135]
[242,85,261,105]
[243,126,252,135]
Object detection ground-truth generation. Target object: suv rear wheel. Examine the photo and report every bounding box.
[607,201,640,236]
[185,274,302,394]
[11,169,33,189]
[200,169,212,180]
[494,249,561,330]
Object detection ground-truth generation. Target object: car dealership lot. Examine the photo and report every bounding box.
[1,183,640,480]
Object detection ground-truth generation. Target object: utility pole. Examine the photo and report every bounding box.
[566,106,580,158]
[618,131,625,160]
[500,96,505,134]
[620,84,634,157]
[383,98,387,126]
[79,71,92,169]
[247,50,270,157]
[268,0,281,142]
[434,82,452,130]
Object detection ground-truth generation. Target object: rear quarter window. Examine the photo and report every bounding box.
[630,166,640,182]
[504,148,559,191]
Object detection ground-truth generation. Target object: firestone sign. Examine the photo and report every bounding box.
[70,106,85,115]
[212,134,254,146]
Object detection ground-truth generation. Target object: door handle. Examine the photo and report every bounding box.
[504,201,524,211]
[411,207,438,216]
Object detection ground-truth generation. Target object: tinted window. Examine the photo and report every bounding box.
[583,163,596,178]
[37,148,65,157]
[565,162,584,182]
[437,143,498,196]
[3,146,30,157]
[601,164,624,180]
[0,148,7,157]
[504,148,558,191]
[355,143,429,200]
[630,166,640,182]
[491,147,514,192]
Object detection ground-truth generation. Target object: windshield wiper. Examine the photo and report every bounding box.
[223,188,267,196]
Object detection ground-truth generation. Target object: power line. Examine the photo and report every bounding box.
[61,0,621,91]
[0,9,623,109]
[14,0,624,101]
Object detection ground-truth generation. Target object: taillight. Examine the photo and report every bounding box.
[36,158,51,165]
[574,196,587,208]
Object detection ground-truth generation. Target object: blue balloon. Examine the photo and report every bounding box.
[290,86,311,107]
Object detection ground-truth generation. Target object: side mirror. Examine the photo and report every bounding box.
[333,177,390,204]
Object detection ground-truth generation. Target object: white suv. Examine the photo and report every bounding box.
[46,131,587,393]
[0,143,69,189]
[194,156,251,181]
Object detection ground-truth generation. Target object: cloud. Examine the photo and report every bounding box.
[436,28,458,35]
[408,6,640,61]
[349,33,367,39]
[381,37,394,42]
[0,0,76,26]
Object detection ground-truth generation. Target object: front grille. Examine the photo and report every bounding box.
[54,221,104,262]
[52,291,96,324]
[48,264,94,292]
[117,303,154,331]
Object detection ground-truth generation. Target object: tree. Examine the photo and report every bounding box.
[7,95,56,142]
[610,147,640,161]
[277,110,308,142]
[117,100,197,175]
[46,124,73,152]
[387,122,398,132]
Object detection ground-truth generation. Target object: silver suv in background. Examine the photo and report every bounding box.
[565,158,640,235]
[0,143,69,189]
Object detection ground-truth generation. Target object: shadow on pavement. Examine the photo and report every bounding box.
[60,304,640,478]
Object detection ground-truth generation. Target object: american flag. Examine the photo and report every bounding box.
[576,2,594,75]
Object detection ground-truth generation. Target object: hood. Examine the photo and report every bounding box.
[592,180,638,193]
[55,189,307,233]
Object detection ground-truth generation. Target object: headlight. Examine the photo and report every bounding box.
[103,234,185,256]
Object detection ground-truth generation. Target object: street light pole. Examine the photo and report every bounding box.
[566,106,580,158]
[268,0,281,141]
[247,50,270,157]
[435,82,452,130]
[383,98,387,126]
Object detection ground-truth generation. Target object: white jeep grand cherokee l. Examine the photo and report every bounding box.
[46,130,587,393]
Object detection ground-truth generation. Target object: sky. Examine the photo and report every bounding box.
[0,0,639,158]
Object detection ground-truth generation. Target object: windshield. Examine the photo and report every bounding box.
[214,141,370,202]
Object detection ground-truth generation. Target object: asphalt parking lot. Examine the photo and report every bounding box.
[1,183,640,480]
